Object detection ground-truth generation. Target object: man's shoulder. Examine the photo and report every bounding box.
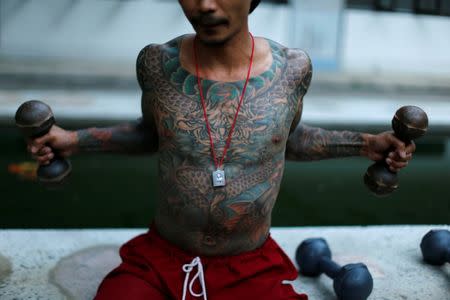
[264,38,309,60]
[284,47,311,71]
[137,35,187,60]
[287,48,311,67]
[263,39,312,93]
[136,35,187,88]
[263,38,311,73]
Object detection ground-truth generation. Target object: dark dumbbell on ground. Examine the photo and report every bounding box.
[296,238,373,300]
[15,100,72,186]
[420,229,450,266]
[364,105,428,196]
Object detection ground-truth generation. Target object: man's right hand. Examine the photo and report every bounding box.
[27,125,78,165]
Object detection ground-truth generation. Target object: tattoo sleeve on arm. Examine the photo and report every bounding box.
[285,50,368,161]
[75,44,159,154]
[286,124,367,161]
[76,119,158,153]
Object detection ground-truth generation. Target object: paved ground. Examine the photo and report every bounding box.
[0,225,448,300]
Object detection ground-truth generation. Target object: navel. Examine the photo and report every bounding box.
[202,235,217,247]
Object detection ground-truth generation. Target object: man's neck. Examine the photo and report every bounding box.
[194,29,254,81]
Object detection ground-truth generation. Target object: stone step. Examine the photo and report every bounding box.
[0,225,449,299]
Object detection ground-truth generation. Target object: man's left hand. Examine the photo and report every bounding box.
[365,132,416,172]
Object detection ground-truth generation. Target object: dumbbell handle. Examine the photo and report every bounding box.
[319,256,341,279]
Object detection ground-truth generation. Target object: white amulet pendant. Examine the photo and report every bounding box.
[212,169,226,187]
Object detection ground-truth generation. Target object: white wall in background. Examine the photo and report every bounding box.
[1,0,450,76]
[0,0,193,62]
[0,0,290,64]
[342,9,450,76]
[291,0,344,71]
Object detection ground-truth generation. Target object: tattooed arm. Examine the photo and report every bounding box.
[29,95,158,164]
[75,116,157,153]
[28,46,158,164]
[285,51,413,171]
[284,51,368,161]
[70,43,160,155]
[286,124,371,161]
[286,118,415,173]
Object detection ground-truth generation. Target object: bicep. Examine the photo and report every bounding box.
[288,51,312,135]
[136,45,158,132]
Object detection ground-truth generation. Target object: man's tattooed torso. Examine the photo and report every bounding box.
[136,35,312,256]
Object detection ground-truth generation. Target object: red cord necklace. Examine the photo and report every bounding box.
[194,33,255,187]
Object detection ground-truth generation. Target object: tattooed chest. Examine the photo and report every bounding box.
[148,85,294,246]
[135,39,310,253]
[149,88,293,166]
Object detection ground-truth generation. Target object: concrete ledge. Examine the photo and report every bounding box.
[0,225,449,299]
[2,90,450,136]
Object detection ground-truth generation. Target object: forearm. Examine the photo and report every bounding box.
[286,124,371,161]
[75,119,158,154]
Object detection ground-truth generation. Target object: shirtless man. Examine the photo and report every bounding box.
[27,1,415,299]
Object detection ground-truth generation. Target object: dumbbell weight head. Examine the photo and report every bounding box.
[15,100,55,138]
[392,106,428,142]
[364,162,398,196]
[296,238,331,277]
[420,229,450,266]
[334,263,373,300]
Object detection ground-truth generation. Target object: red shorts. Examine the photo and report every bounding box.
[94,226,308,300]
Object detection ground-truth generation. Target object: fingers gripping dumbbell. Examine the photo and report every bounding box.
[296,238,373,300]
[364,106,428,196]
[15,100,71,185]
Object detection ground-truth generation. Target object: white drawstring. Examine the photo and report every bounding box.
[182,256,208,300]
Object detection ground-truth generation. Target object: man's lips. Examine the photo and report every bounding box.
[198,23,224,29]
[192,15,228,28]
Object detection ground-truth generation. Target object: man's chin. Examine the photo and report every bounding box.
[200,38,228,46]
[196,30,231,46]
